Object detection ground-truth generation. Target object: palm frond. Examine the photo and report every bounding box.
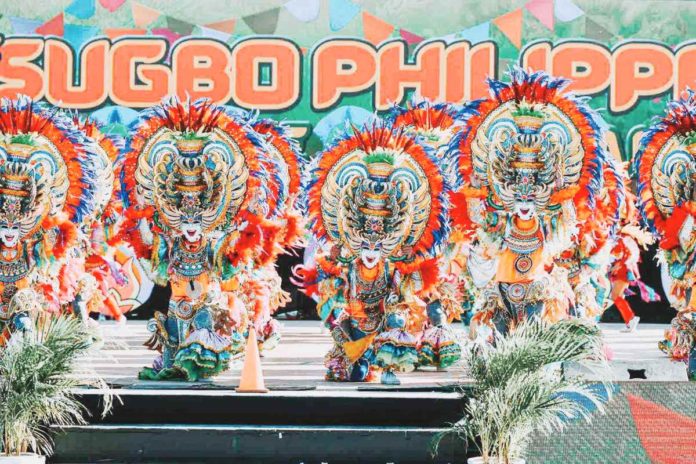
[0,314,112,456]
[438,317,612,463]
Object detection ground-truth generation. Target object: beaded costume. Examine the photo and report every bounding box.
[237,117,305,352]
[634,91,696,378]
[71,117,131,325]
[0,97,98,344]
[120,98,281,381]
[389,100,463,369]
[297,125,449,384]
[450,70,608,335]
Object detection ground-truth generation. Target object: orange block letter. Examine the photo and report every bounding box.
[172,39,232,103]
[376,41,444,110]
[312,39,376,110]
[232,39,300,110]
[0,37,44,100]
[44,39,109,108]
[110,38,171,107]
[611,43,674,113]
[553,42,611,95]
[675,43,696,99]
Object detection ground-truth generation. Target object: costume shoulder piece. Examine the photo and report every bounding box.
[251,117,304,216]
[451,69,607,225]
[305,124,449,260]
[634,90,696,240]
[120,98,272,260]
[0,96,97,256]
[74,117,124,229]
[389,99,461,154]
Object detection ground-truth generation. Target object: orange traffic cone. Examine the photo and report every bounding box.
[236,327,269,393]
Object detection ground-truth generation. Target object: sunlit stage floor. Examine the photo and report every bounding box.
[86,320,689,390]
[55,320,693,463]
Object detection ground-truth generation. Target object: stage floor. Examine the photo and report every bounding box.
[86,320,688,390]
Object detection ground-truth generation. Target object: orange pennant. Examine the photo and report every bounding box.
[104,28,146,40]
[362,11,394,46]
[36,13,64,36]
[205,18,236,34]
[131,1,160,29]
[492,8,523,48]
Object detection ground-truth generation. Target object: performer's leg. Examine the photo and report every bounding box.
[614,297,635,323]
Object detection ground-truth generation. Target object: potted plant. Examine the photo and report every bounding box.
[433,318,612,464]
[0,314,112,463]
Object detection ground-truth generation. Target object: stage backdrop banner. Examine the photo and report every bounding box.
[1,0,695,159]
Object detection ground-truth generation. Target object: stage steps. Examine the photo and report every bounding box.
[51,388,469,463]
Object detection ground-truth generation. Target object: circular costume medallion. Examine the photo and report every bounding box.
[171,300,195,319]
[514,255,533,274]
[506,283,527,303]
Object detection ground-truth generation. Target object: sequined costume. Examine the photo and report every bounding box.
[389,100,462,369]
[296,125,449,384]
[236,117,305,352]
[450,70,608,335]
[634,91,696,378]
[119,98,278,381]
[0,97,98,344]
[72,118,130,325]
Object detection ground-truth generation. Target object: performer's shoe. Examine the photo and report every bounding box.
[380,370,401,385]
[621,317,640,333]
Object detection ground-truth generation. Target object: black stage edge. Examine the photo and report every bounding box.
[51,388,469,463]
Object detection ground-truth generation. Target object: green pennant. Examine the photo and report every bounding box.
[166,15,194,35]
[585,17,614,42]
[242,7,280,35]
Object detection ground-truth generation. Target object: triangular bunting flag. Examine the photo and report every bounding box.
[152,27,182,45]
[440,33,459,44]
[362,11,394,46]
[36,13,64,36]
[492,8,522,48]
[460,21,490,44]
[627,395,696,464]
[242,7,280,35]
[166,16,194,35]
[64,24,100,52]
[585,17,614,42]
[198,26,232,42]
[205,18,236,34]
[131,2,160,29]
[99,0,126,13]
[9,17,42,34]
[66,0,96,20]
[525,0,553,31]
[329,0,360,31]
[284,0,321,23]
[400,28,424,45]
[104,28,146,39]
[555,0,584,22]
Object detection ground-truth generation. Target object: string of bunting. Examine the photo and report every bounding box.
[7,0,589,56]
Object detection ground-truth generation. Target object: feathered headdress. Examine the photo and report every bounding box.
[251,117,306,261]
[0,96,97,257]
[304,123,449,260]
[119,98,272,261]
[389,99,461,154]
[450,68,607,224]
[634,90,696,238]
